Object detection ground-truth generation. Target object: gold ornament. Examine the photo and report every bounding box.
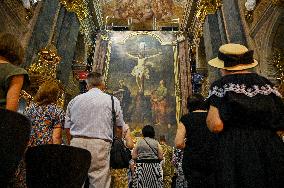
[59,0,87,21]
[60,0,102,46]
[272,0,284,7]
[245,10,254,23]
[272,48,284,96]
[182,0,222,45]
[28,44,61,79]
[25,44,65,108]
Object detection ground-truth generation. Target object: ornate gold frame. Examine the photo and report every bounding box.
[102,31,182,124]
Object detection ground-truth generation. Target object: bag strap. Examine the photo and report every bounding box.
[111,95,116,141]
[143,138,158,157]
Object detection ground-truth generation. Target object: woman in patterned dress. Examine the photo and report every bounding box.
[207,43,284,187]
[13,79,65,187]
[172,148,188,188]
[132,125,164,188]
[26,79,64,146]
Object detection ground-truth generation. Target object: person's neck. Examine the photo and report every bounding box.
[89,86,104,92]
[225,70,252,75]
[0,56,9,63]
[192,110,207,113]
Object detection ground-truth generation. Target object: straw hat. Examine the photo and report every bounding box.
[208,43,258,71]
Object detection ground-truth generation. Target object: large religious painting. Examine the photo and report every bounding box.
[106,31,178,144]
[101,0,187,30]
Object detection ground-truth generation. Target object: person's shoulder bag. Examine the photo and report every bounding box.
[110,96,132,169]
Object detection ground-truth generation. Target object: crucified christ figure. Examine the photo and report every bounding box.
[127,51,162,93]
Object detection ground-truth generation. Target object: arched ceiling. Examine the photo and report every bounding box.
[100,0,187,30]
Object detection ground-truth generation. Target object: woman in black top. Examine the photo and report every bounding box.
[175,94,217,187]
[207,43,284,187]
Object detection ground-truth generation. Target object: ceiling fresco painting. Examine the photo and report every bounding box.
[101,0,187,30]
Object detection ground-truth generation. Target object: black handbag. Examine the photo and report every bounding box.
[110,96,132,169]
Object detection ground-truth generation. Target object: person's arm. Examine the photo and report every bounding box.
[132,146,138,160]
[116,126,123,139]
[114,97,126,139]
[145,52,162,60]
[175,122,186,149]
[52,126,62,144]
[157,143,164,160]
[65,128,71,145]
[124,128,134,149]
[64,101,73,145]
[206,105,224,133]
[6,75,24,111]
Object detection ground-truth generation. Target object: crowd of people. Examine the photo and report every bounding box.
[1,33,284,188]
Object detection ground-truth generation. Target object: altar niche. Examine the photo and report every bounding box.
[106,31,178,144]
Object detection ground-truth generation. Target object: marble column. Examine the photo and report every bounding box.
[24,0,61,67]
[55,7,80,85]
[203,12,224,84]
[203,0,248,85]
[222,0,247,44]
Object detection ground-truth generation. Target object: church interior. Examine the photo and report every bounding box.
[1,0,284,187]
[2,0,283,141]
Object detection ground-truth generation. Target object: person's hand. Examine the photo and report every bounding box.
[129,159,136,175]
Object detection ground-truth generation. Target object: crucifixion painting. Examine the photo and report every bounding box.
[126,42,162,93]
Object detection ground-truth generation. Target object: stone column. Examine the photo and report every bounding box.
[55,7,80,85]
[24,0,61,67]
[203,12,224,84]
[221,0,247,44]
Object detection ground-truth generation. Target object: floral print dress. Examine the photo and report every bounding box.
[12,103,65,187]
[25,103,65,146]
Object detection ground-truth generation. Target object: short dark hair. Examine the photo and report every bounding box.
[0,33,24,65]
[86,72,104,87]
[142,125,155,138]
[159,135,166,143]
[187,94,206,112]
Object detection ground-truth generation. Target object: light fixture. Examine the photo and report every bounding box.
[22,0,41,9]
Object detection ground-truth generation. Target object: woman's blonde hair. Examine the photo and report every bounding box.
[0,33,24,65]
[34,79,61,106]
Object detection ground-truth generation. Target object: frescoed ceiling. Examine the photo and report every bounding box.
[100,0,187,30]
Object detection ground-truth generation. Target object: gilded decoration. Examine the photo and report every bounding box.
[272,48,284,96]
[59,0,87,20]
[60,0,98,46]
[192,0,222,41]
[25,44,65,108]
[28,44,61,79]
[181,0,222,45]
[272,0,284,7]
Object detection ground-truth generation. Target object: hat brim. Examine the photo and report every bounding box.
[208,57,258,71]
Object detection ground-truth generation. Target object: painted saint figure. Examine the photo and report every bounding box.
[151,80,168,125]
[127,51,162,93]
[113,79,132,121]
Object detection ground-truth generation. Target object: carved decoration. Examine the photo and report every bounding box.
[28,44,61,79]
[244,0,259,23]
[271,48,284,96]
[59,0,99,46]
[25,44,65,108]
[185,0,222,46]
[245,10,254,23]
[272,0,284,7]
[59,0,86,20]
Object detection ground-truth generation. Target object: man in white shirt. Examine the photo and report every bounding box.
[65,72,125,188]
